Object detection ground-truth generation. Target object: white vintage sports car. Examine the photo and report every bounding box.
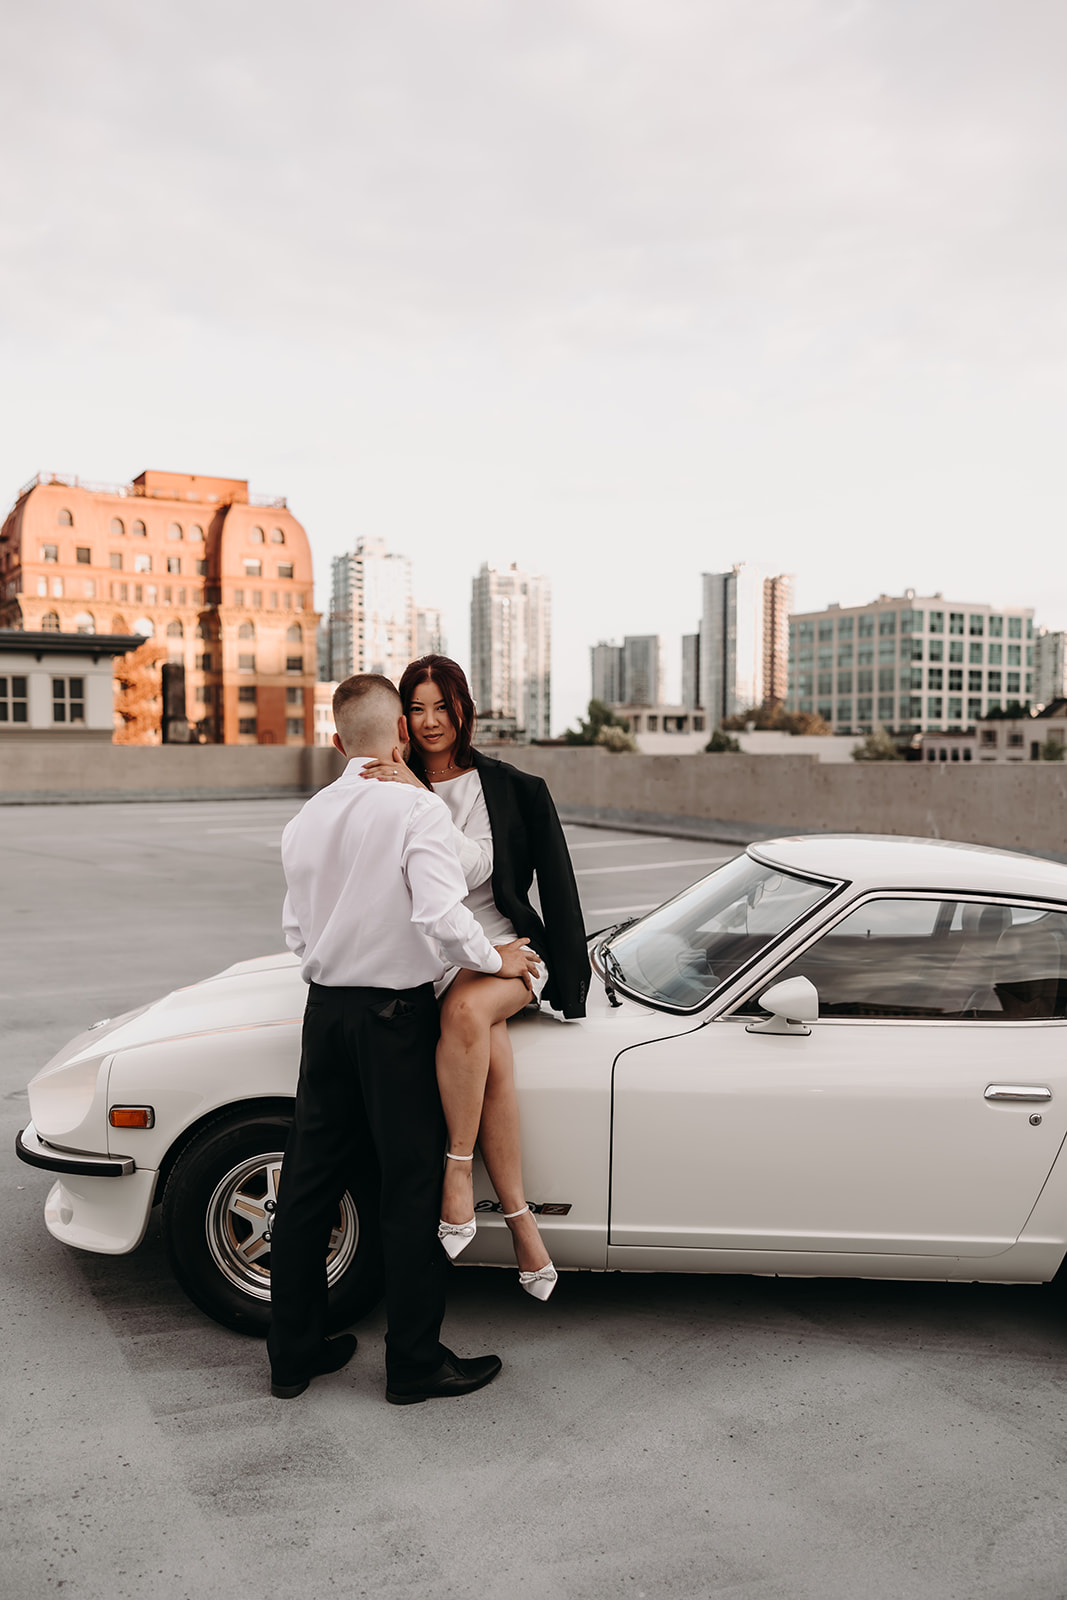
[17,834,1067,1335]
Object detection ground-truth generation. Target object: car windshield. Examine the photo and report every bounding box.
[603,852,835,1008]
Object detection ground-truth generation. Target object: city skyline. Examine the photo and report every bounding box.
[5,5,1067,735]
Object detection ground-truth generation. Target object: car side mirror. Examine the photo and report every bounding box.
[745,976,819,1036]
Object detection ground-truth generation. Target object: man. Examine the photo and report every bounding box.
[267,674,539,1403]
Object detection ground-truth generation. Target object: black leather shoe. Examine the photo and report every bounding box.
[270,1333,358,1399]
[385,1348,502,1406]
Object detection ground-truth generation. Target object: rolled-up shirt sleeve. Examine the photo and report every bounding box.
[282,888,306,959]
[403,800,503,974]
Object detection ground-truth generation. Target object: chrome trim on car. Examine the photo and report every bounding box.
[15,1124,135,1178]
[984,1085,1053,1103]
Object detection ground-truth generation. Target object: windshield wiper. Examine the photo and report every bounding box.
[600,944,627,1008]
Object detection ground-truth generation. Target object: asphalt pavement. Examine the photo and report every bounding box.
[2,799,1066,1600]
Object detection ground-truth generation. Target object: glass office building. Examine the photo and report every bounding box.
[787,590,1035,735]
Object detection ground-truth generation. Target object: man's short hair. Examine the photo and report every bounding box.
[332,675,402,753]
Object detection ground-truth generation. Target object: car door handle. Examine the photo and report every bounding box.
[984,1084,1053,1103]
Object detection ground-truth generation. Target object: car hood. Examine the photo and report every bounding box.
[39,953,307,1074]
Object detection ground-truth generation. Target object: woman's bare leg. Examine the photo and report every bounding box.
[478,1022,551,1274]
[437,969,531,1227]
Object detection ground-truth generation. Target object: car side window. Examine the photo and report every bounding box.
[749,898,1067,1020]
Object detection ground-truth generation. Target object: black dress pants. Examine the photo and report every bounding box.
[266,980,449,1386]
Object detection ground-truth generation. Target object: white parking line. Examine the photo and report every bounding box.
[574,856,725,877]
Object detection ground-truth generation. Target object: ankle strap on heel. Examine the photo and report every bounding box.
[503,1205,530,1219]
[445,1151,473,1162]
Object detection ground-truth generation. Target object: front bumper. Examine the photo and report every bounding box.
[16,1122,133,1177]
[17,1121,157,1255]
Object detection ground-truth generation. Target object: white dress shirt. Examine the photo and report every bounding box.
[281,758,504,989]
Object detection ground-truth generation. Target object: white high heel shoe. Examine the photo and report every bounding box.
[504,1206,558,1302]
[438,1152,477,1260]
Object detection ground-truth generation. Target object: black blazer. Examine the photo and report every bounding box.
[472,749,590,1018]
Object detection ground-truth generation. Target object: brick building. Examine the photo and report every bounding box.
[0,471,318,744]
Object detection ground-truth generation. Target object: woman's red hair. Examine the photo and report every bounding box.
[398,655,477,785]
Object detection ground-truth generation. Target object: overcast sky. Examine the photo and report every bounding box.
[3,0,1066,730]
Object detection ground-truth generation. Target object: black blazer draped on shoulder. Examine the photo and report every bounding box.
[471,749,590,1018]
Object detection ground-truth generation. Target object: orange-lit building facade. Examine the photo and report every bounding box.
[0,470,319,744]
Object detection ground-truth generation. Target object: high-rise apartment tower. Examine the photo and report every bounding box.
[470,562,551,741]
[329,538,414,686]
[700,565,793,724]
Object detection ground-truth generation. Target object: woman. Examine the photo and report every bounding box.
[362,655,589,1301]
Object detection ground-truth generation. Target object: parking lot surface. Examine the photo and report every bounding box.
[3,799,1066,1600]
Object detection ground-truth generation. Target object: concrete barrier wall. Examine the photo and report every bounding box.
[0,742,346,803]
[3,741,1067,858]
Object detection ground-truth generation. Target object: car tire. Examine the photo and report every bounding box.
[161,1111,384,1337]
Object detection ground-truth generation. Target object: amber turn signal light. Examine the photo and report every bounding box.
[109,1107,155,1129]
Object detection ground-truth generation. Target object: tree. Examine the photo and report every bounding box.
[595,723,639,753]
[114,639,168,745]
[852,726,903,762]
[720,700,831,736]
[704,727,741,753]
[563,698,632,746]
[1040,736,1066,762]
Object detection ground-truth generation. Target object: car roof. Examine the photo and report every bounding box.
[749,834,1067,904]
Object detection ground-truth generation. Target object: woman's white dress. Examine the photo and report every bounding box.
[432,769,548,1002]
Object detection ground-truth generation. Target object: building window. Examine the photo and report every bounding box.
[927,696,943,719]
[878,612,896,636]
[817,672,832,695]
[167,523,183,541]
[239,717,257,735]
[989,616,1004,638]
[82,580,96,599]
[238,621,255,640]
[981,728,997,746]
[195,561,207,577]
[40,611,60,631]
[818,619,834,642]
[857,697,873,722]
[837,644,853,667]
[189,524,204,543]
[134,553,152,574]
[902,639,923,662]
[166,620,183,638]
[51,577,64,598]
[278,562,294,580]
[271,528,286,544]
[73,612,95,634]
[295,593,306,610]
[58,508,73,527]
[948,640,964,663]
[197,684,213,704]
[286,686,302,705]
[947,697,963,723]
[1007,672,1021,695]
[968,671,983,692]
[76,546,91,565]
[855,615,873,639]
[167,556,181,575]
[250,526,265,543]
[110,518,125,537]
[239,653,256,671]
[252,589,262,608]
[176,587,186,605]
[269,592,279,609]
[286,655,303,673]
[283,592,293,610]
[197,652,212,671]
[901,609,924,634]
[286,717,305,737]
[244,560,262,578]
[878,668,895,692]
[1007,644,1022,667]
[133,616,154,637]
[0,675,28,723]
[927,668,943,691]
[110,552,123,571]
[836,698,852,723]
[286,623,303,642]
[969,614,985,636]
[968,642,983,664]
[929,639,944,662]
[967,698,982,722]
[900,668,922,691]
[837,671,853,694]
[950,612,965,635]
[1008,617,1023,639]
[877,696,894,722]
[233,588,245,607]
[52,676,85,723]
[132,520,147,537]
[948,669,963,691]
[857,669,873,693]
[41,544,58,563]
[238,685,257,703]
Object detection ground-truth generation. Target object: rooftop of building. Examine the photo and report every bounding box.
[13,471,287,511]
